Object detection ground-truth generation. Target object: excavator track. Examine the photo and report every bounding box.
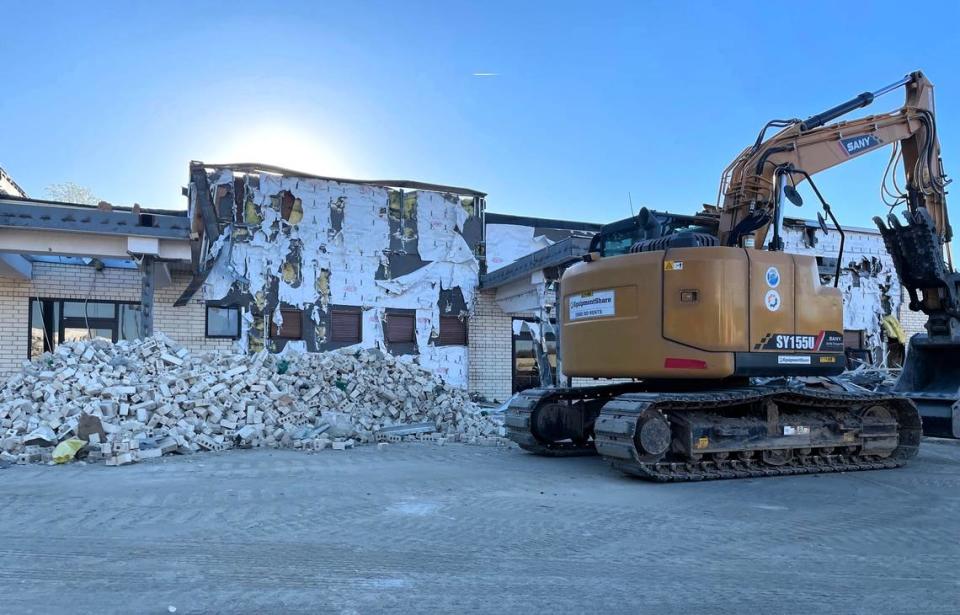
[506,384,921,482]
[594,387,921,482]
[504,388,594,457]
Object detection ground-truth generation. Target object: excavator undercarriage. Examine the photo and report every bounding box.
[506,384,921,481]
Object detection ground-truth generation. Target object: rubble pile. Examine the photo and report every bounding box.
[0,334,504,466]
[759,365,900,394]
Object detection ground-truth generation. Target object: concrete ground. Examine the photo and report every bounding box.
[1,440,959,615]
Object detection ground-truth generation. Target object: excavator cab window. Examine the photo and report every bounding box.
[593,210,716,256]
[600,229,641,256]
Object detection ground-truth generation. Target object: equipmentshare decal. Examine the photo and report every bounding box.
[754,330,844,352]
[568,290,616,321]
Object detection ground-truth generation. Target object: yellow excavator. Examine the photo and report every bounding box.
[506,70,955,481]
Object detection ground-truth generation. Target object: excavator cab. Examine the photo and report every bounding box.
[589,208,717,257]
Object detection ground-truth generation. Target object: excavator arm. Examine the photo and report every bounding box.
[719,71,948,248]
[719,71,960,437]
[719,72,956,327]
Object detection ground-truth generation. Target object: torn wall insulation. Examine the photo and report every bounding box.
[198,167,482,388]
[495,271,550,315]
[485,224,554,272]
[782,224,901,358]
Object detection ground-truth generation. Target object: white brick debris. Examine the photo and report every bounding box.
[0,333,507,467]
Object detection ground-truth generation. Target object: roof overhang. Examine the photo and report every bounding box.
[480,235,593,289]
[0,196,193,280]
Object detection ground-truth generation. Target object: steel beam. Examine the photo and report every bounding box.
[140,256,155,338]
[0,197,191,239]
[190,163,221,243]
[173,267,210,307]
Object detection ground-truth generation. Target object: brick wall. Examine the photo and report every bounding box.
[899,292,928,339]
[156,274,235,356]
[0,263,232,376]
[468,289,514,402]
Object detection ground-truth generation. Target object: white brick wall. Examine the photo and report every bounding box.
[899,292,928,339]
[468,289,514,403]
[0,263,232,376]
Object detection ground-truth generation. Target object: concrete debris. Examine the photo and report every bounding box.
[375,422,436,438]
[756,364,899,394]
[0,333,506,467]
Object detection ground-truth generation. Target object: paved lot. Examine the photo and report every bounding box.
[1,439,959,614]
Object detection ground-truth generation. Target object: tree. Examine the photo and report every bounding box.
[45,182,99,205]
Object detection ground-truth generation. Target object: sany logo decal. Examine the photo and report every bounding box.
[839,134,881,157]
[764,289,781,311]
[754,330,845,352]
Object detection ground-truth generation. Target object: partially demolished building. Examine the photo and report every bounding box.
[0,162,927,404]
[180,163,484,387]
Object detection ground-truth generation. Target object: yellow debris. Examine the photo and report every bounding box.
[52,438,86,464]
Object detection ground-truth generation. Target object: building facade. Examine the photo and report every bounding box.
[0,163,930,403]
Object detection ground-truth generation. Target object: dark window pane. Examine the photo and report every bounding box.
[207,306,240,338]
[843,329,864,350]
[331,309,362,343]
[271,309,302,339]
[62,301,114,319]
[119,305,142,340]
[438,316,467,346]
[386,312,415,344]
[514,339,535,359]
[30,300,48,358]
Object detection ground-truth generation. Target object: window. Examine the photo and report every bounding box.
[28,299,140,359]
[206,306,241,339]
[511,318,557,393]
[271,309,303,339]
[385,310,416,344]
[438,315,468,346]
[330,307,362,344]
[844,329,869,369]
[843,329,865,350]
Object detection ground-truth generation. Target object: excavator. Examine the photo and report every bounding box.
[505,70,957,481]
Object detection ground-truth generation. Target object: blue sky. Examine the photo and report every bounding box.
[3,1,959,228]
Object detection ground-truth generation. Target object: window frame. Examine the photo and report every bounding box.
[28,298,140,359]
[270,308,304,340]
[437,315,469,346]
[384,308,417,344]
[329,305,363,346]
[205,304,242,339]
[510,316,558,393]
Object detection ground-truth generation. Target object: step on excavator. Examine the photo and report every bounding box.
[506,71,957,481]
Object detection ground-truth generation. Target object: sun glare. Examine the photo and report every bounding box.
[215,123,353,177]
